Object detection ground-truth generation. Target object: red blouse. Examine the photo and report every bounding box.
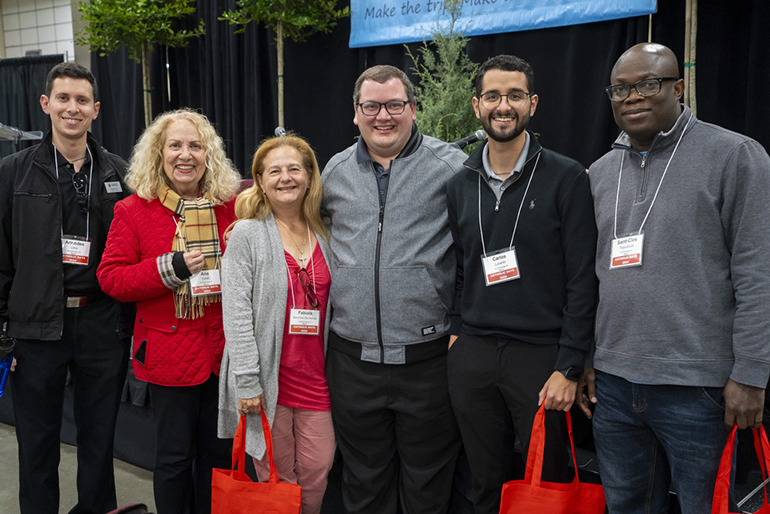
[276,242,331,411]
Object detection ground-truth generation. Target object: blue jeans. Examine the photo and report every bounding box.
[593,371,728,514]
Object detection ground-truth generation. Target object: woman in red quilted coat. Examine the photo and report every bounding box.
[97,109,240,514]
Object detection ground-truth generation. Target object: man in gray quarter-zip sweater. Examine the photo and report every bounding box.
[446,54,598,514]
[322,65,466,514]
[583,43,770,514]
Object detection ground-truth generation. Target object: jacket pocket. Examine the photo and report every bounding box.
[328,265,377,342]
[133,315,178,371]
[378,266,449,343]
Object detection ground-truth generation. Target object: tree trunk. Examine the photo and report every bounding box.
[277,19,284,128]
[142,40,152,128]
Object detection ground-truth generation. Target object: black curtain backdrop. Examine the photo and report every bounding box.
[37,0,770,174]
[0,54,64,158]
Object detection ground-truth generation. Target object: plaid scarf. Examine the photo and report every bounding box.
[160,187,222,319]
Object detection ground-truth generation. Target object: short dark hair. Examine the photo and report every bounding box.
[475,55,535,96]
[45,62,98,101]
[353,65,416,105]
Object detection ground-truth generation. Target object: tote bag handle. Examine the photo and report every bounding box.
[524,403,581,489]
[712,424,770,514]
[231,410,280,484]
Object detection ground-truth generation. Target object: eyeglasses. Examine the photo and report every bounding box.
[478,91,533,109]
[357,100,410,116]
[296,268,319,309]
[604,77,679,102]
[71,172,89,213]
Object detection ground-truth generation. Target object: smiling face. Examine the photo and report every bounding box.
[162,118,206,199]
[610,44,684,151]
[353,77,416,166]
[257,145,310,213]
[473,69,537,144]
[40,77,100,146]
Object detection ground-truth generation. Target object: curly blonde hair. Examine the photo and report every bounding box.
[235,133,328,241]
[125,108,240,204]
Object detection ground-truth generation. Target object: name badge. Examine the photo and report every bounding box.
[104,181,123,193]
[289,308,321,335]
[481,247,520,286]
[62,235,91,266]
[190,269,222,296]
[610,234,644,269]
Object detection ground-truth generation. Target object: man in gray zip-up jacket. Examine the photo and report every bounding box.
[584,43,770,514]
[322,65,466,514]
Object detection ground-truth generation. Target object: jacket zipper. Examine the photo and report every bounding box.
[372,158,389,359]
[638,154,648,202]
[33,159,66,338]
[15,191,54,202]
[374,202,385,358]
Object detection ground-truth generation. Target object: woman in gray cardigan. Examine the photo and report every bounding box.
[218,134,334,514]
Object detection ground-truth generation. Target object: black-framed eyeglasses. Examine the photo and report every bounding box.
[478,91,533,109]
[71,172,89,214]
[296,268,319,309]
[357,100,410,116]
[604,77,678,102]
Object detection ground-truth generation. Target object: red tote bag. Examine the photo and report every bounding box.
[499,404,606,514]
[212,410,302,514]
[712,424,770,514]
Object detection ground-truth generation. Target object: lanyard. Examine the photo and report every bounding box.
[613,115,693,239]
[283,223,316,310]
[478,153,541,256]
[54,143,93,241]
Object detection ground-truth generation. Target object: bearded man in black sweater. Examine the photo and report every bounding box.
[446,54,598,514]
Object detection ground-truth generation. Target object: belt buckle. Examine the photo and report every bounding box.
[65,296,87,308]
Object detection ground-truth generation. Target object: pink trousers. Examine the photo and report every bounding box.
[253,405,336,514]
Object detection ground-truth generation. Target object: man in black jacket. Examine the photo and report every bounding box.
[0,62,130,514]
[446,55,598,514]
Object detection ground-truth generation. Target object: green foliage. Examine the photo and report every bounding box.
[76,0,205,63]
[407,0,479,150]
[220,0,350,42]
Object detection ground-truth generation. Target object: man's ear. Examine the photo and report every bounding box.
[472,96,481,120]
[40,95,50,115]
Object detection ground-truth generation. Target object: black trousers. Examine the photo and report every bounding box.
[148,375,231,514]
[11,296,129,514]
[326,346,461,514]
[447,333,570,514]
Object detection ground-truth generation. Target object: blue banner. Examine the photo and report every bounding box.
[350,0,657,48]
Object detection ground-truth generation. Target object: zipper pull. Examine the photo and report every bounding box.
[378,206,384,233]
[640,155,646,169]
[495,199,500,212]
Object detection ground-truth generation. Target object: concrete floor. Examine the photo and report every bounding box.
[0,422,156,514]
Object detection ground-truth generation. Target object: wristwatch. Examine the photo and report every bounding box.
[559,367,583,382]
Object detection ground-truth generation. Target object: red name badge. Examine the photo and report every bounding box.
[190,269,222,296]
[289,309,321,335]
[610,234,644,269]
[62,236,91,266]
[481,247,521,286]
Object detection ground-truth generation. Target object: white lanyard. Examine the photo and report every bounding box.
[53,143,93,241]
[284,223,316,310]
[612,115,693,239]
[284,224,321,335]
[478,153,541,256]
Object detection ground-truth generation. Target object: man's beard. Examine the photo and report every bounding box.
[482,111,529,143]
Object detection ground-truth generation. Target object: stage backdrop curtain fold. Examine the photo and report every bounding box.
[0,54,63,158]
